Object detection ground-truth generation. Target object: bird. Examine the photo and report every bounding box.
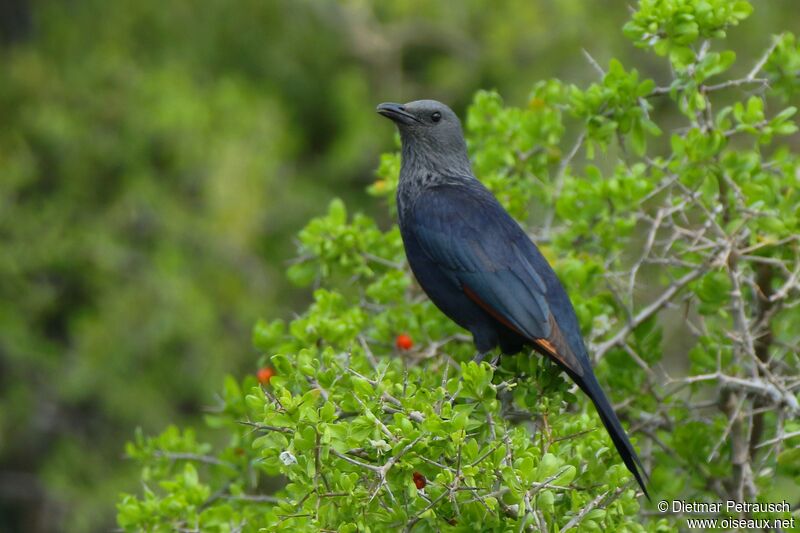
[377,99,649,499]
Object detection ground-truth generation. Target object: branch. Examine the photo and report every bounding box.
[152,451,237,469]
[559,485,627,532]
[593,267,707,361]
[668,372,799,413]
[225,494,283,503]
[755,430,800,449]
[746,35,781,80]
[703,78,769,93]
[582,48,605,77]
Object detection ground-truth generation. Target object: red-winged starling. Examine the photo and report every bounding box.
[377,99,650,499]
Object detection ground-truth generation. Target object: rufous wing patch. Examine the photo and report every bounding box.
[533,315,584,377]
[533,338,557,355]
[463,282,585,377]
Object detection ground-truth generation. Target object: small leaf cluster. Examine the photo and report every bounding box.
[766,33,800,101]
[624,0,752,65]
[570,60,660,157]
[287,199,405,287]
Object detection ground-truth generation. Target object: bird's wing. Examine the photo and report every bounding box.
[409,182,583,372]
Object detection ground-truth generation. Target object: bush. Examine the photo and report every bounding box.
[118,1,799,530]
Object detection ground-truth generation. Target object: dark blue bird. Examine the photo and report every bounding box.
[377,99,649,498]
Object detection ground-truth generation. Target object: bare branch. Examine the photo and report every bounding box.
[594,267,708,361]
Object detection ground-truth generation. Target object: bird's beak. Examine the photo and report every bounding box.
[377,102,420,125]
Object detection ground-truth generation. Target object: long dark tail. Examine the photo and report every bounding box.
[568,369,650,500]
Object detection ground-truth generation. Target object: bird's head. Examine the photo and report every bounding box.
[377,99,460,128]
[377,100,469,171]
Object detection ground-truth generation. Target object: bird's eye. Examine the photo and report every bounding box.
[431,112,442,123]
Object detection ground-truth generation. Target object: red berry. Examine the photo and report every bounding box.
[395,333,413,351]
[257,367,275,385]
[412,471,426,489]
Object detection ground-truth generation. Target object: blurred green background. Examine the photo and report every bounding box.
[0,1,796,531]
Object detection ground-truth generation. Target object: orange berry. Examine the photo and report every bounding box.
[395,333,413,351]
[257,367,275,385]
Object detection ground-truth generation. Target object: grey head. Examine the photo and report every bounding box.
[377,99,472,177]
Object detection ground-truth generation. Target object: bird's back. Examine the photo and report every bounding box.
[398,176,586,359]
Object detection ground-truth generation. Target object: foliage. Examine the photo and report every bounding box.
[3,0,679,529]
[0,28,290,533]
[117,1,800,531]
